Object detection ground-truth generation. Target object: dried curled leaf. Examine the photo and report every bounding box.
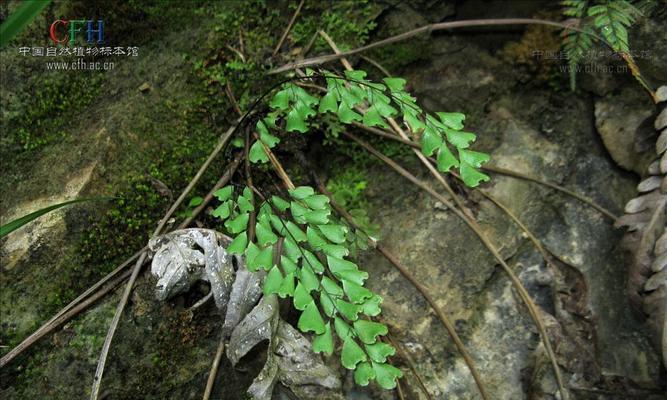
[227,295,280,366]
[223,259,265,337]
[228,294,341,399]
[148,229,235,310]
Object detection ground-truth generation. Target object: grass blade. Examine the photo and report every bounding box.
[0,197,112,238]
[0,0,51,47]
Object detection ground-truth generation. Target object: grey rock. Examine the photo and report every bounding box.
[594,86,655,174]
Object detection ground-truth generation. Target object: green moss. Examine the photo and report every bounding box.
[291,0,380,52]
[3,72,103,152]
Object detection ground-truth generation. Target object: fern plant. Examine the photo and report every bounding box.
[208,69,490,390]
[561,0,652,90]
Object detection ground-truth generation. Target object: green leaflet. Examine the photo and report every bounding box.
[353,320,388,344]
[264,265,283,295]
[459,148,490,167]
[278,272,295,298]
[421,126,442,156]
[372,362,403,390]
[269,88,290,110]
[237,195,254,213]
[365,342,396,363]
[317,224,347,244]
[436,143,459,172]
[249,141,269,163]
[245,242,260,272]
[304,209,330,225]
[213,186,233,201]
[255,219,277,246]
[228,232,248,255]
[285,221,307,242]
[271,195,290,212]
[321,276,344,297]
[188,197,203,207]
[334,317,354,341]
[298,301,326,334]
[361,294,383,316]
[282,237,302,262]
[225,212,249,234]
[436,112,466,130]
[345,69,367,81]
[338,102,363,124]
[302,194,330,210]
[281,256,298,274]
[252,245,273,271]
[290,201,309,224]
[342,279,373,304]
[212,201,232,219]
[303,250,325,274]
[327,256,368,285]
[460,162,490,187]
[312,322,334,355]
[322,244,350,258]
[341,338,367,369]
[319,91,338,114]
[294,282,313,311]
[320,291,336,317]
[458,149,490,187]
[354,362,375,386]
[289,186,315,200]
[445,128,476,149]
[362,106,387,128]
[336,299,362,321]
[382,77,406,92]
[286,107,309,133]
[306,226,327,250]
[299,263,319,292]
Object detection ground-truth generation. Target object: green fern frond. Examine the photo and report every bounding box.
[562,0,589,18]
[560,0,648,90]
[562,25,595,90]
[588,0,639,52]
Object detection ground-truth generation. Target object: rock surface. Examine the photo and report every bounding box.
[594,85,655,175]
[2,2,666,400]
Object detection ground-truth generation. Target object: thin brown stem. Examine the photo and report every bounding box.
[238,28,245,56]
[318,31,353,71]
[225,82,242,116]
[482,164,618,220]
[359,55,391,77]
[181,154,244,228]
[270,18,605,74]
[343,131,570,400]
[91,123,240,400]
[202,336,226,400]
[245,130,257,242]
[187,292,213,312]
[386,334,433,400]
[301,30,320,57]
[225,44,246,63]
[0,249,141,368]
[272,0,305,57]
[254,132,296,190]
[354,122,618,221]
[396,378,406,400]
